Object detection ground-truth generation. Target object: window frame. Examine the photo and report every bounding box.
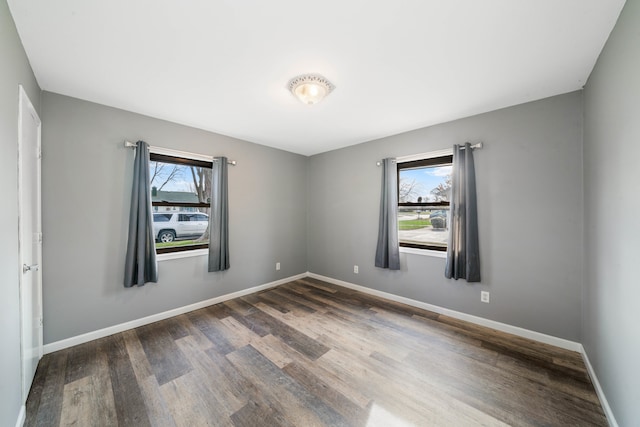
[150,152,213,254]
[397,154,453,252]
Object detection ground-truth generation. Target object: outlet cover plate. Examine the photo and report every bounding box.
[481,291,490,303]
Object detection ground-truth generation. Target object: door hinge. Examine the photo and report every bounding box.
[37,146,42,159]
[37,232,42,243]
[38,317,43,328]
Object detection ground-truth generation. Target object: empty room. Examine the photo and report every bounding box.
[1,0,639,426]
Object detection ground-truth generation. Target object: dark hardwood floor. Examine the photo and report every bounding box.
[25,278,607,426]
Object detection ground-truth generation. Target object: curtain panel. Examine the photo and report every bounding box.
[445,143,481,282]
[208,156,230,272]
[375,158,400,270]
[124,140,158,287]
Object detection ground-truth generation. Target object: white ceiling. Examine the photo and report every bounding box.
[8,0,625,156]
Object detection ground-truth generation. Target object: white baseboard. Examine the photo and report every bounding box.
[45,270,581,354]
[43,270,616,425]
[15,405,25,427]
[580,345,618,427]
[43,273,307,354]
[307,272,582,352]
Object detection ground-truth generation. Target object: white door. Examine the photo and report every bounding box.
[18,85,43,401]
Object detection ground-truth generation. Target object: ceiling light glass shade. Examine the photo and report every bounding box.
[288,74,335,105]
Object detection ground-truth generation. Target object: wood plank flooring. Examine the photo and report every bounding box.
[25,278,607,426]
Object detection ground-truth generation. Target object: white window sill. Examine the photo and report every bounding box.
[157,248,208,261]
[400,246,447,258]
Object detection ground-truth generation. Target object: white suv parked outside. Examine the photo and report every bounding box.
[153,211,208,242]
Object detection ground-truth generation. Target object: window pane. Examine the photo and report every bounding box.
[399,165,452,203]
[149,156,212,252]
[152,206,210,250]
[398,207,450,249]
[150,160,212,204]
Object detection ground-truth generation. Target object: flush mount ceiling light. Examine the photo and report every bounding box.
[287,74,335,105]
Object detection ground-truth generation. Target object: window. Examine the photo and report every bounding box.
[150,152,212,254]
[397,155,452,251]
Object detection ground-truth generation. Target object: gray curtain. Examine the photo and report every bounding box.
[445,143,480,282]
[124,141,158,287]
[375,158,400,270]
[208,156,230,272]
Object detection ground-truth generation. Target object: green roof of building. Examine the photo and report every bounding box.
[152,189,199,203]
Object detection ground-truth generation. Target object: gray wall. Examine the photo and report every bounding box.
[0,1,41,425]
[308,92,584,341]
[41,92,308,344]
[583,0,640,424]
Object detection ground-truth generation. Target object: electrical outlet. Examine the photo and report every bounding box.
[276,262,280,271]
[481,291,490,303]
[354,265,359,274]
